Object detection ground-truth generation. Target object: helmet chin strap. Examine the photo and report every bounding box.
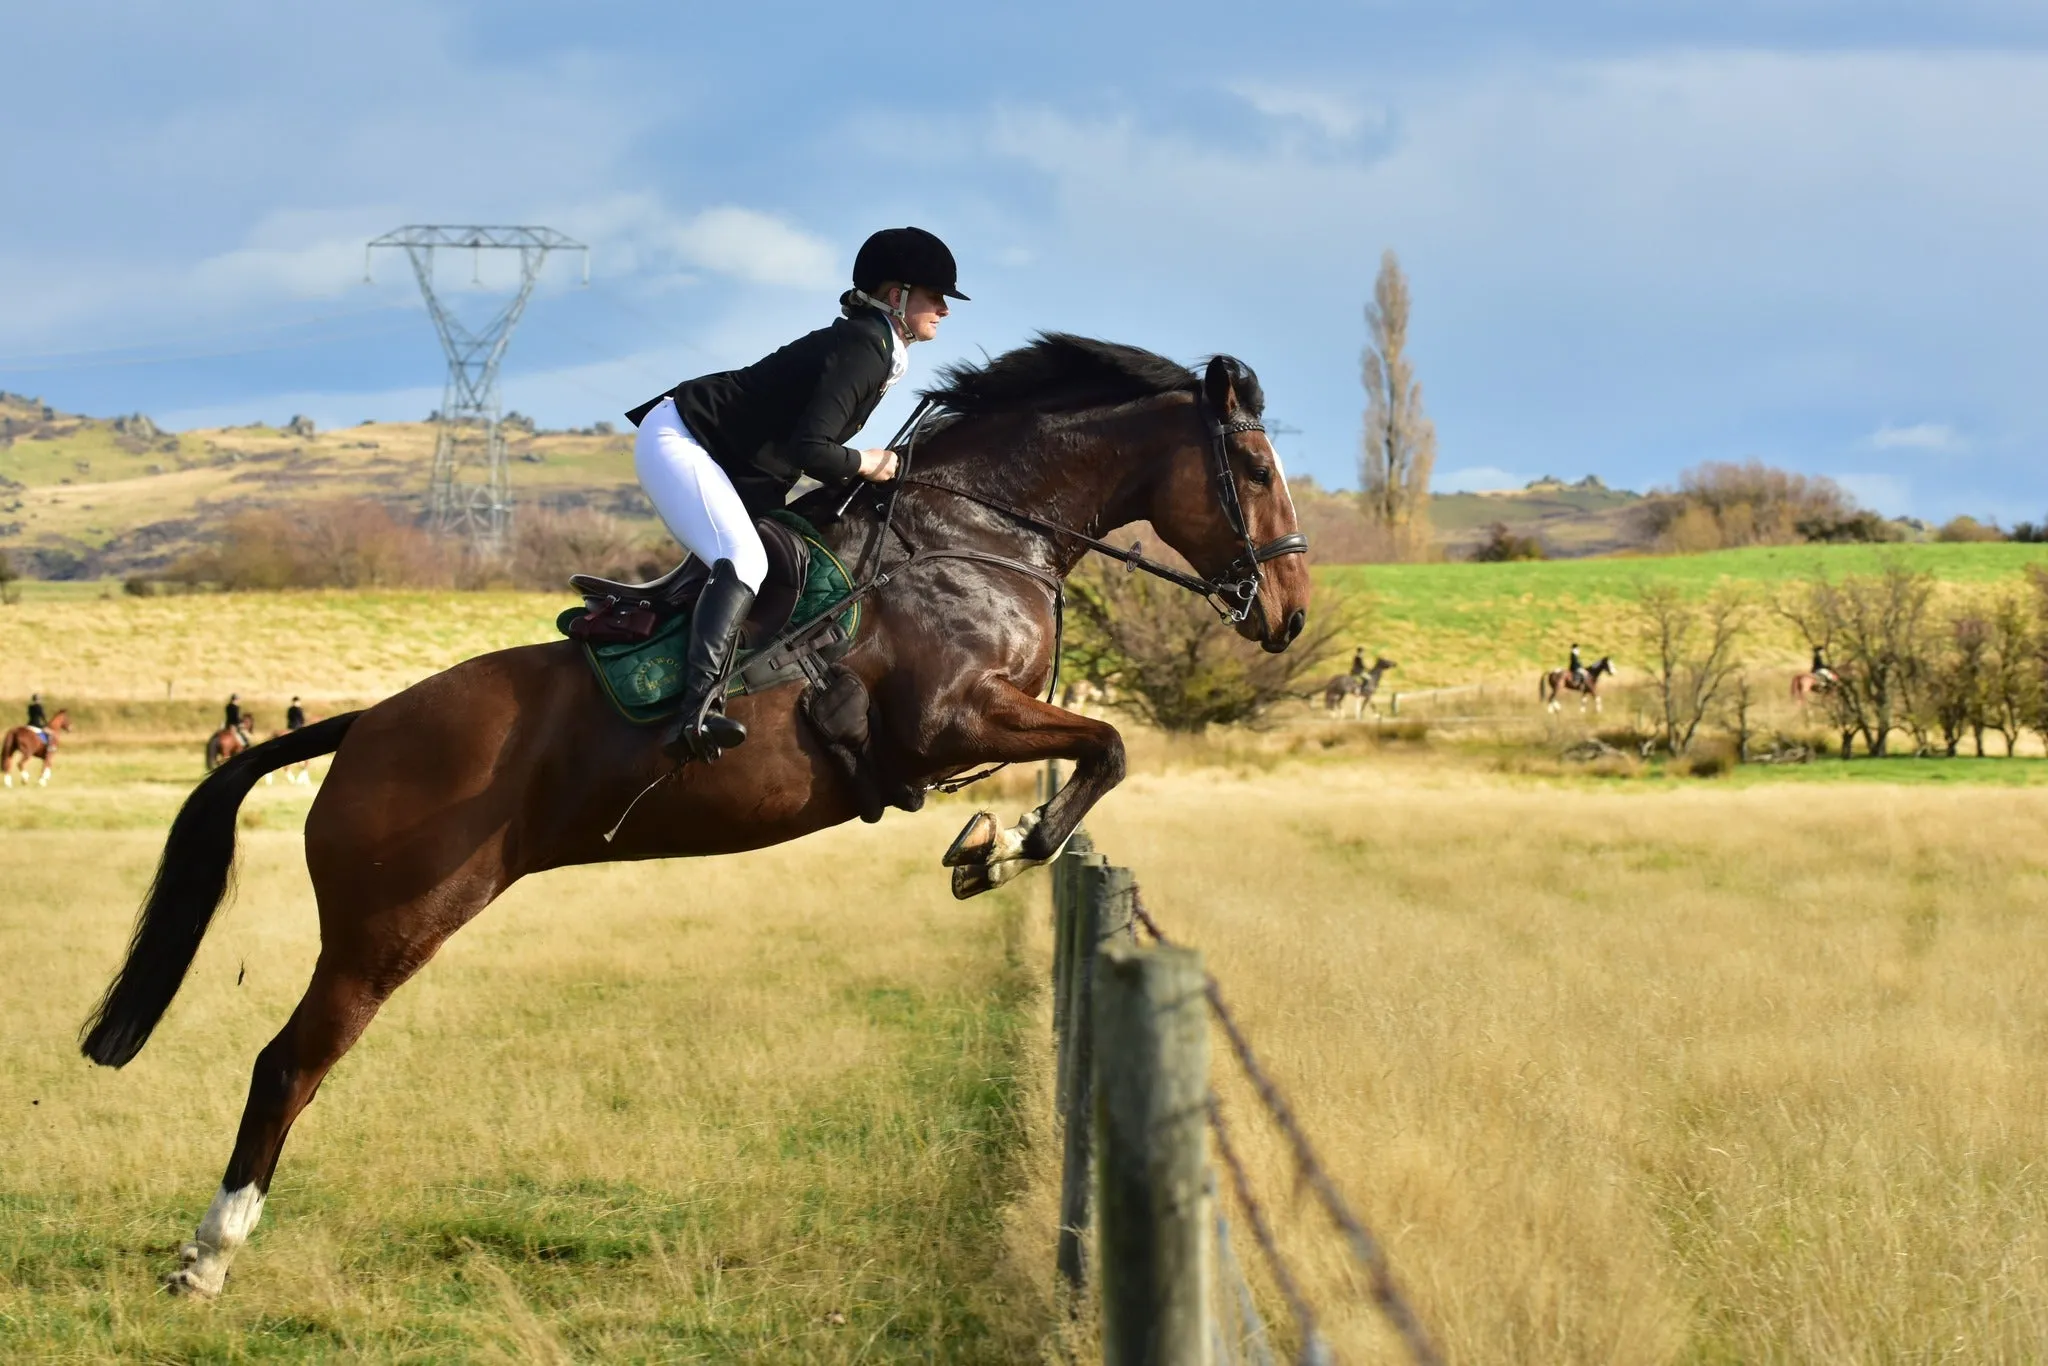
[849,285,917,343]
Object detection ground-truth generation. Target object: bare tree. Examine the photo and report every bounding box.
[1629,580,1754,755]
[1063,559,1364,733]
[1778,561,1936,757]
[1984,590,2039,755]
[1359,250,1436,555]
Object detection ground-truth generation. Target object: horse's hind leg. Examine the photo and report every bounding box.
[168,899,472,1297]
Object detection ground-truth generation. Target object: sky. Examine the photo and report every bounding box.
[3,0,2045,521]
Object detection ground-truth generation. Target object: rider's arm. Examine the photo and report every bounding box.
[772,328,891,484]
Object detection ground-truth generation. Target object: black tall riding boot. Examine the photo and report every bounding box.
[664,558,756,763]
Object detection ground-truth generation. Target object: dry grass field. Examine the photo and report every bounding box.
[1070,758,2048,1363]
[0,747,1048,1362]
[8,583,2048,1361]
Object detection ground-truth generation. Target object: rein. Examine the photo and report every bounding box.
[904,402,1307,624]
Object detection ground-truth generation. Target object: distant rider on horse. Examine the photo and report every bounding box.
[624,226,966,763]
[1811,646,1839,690]
[1349,648,1367,679]
[224,694,249,744]
[26,692,50,745]
[1568,643,1587,691]
[286,697,306,732]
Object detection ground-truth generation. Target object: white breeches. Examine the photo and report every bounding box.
[634,398,768,592]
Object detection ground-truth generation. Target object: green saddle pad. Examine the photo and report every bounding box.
[557,510,859,724]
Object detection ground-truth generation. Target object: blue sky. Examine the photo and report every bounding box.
[3,0,2045,520]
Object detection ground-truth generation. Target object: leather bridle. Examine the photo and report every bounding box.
[900,395,1310,627]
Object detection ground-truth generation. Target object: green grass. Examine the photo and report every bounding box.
[1321,542,2048,688]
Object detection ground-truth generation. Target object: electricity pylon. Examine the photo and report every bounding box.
[366,225,588,554]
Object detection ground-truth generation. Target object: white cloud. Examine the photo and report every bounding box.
[1230,83,1382,141]
[1869,421,1964,452]
[1834,472,1912,516]
[665,206,838,290]
[1437,466,1537,493]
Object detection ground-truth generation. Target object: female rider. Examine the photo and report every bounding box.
[624,226,966,762]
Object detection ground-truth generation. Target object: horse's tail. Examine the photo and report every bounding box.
[81,712,362,1067]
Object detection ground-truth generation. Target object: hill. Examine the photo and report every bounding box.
[0,393,652,579]
[1284,474,1655,561]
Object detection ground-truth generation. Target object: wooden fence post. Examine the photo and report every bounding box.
[1056,860,1134,1291]
[1094,941,1211,1366]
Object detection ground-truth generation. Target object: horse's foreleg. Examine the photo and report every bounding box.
[930,680,1125,898]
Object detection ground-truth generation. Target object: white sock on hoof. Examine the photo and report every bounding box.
[170,1183,265,1296]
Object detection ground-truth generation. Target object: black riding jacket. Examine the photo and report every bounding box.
[286,704,306,730]
[225,701,242,728]
[626,308,897,518]
[27,701,46,728]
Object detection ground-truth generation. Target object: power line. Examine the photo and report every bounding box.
[366,225,588,556]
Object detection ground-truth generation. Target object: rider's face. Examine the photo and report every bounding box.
[889,285,949,342]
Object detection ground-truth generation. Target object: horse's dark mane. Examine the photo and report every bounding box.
[922,332,1264,421]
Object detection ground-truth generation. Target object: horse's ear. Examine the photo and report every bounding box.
[1203,355,1241,417]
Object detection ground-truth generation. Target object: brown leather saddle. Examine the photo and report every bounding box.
[567,516,812,648]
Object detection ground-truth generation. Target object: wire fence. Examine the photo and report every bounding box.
[1049,832,1440,1366]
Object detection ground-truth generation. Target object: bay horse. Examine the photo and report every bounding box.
[1540,656,1613,712]
[78,336,1312,1297]
[1322,657,1395,719]
[2,709,70,787]
[205,717,255,771]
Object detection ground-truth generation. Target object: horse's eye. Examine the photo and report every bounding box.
[1246,464,1273,487]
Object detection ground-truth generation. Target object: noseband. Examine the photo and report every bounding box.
[899,396,1310,626]
[1203,411,1310,622]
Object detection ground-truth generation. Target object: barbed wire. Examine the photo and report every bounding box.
[1209,1094,1330,1366]
[1132,890,1444,1366]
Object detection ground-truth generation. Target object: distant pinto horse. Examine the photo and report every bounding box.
[205,717,255,771]
[2,710,71,788]
[76,336,1313,1300]
[1540,657,1614,713]
[1322,657,1396,719]
[1790,671,1837,706]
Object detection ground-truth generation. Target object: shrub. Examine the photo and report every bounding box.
[1063,559,1364,733]
[1934,515,2006,543]
[1470,521,1545,562]
[1638,460,1890,551]
[169,500,453,589]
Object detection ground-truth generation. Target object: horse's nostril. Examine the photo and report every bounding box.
[1286,609,1305,641]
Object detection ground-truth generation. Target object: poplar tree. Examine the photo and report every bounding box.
[1359,250,1437,551]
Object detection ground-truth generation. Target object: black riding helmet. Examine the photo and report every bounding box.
[853,227,969,300]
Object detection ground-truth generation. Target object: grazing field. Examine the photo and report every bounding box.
[1328,541,2048,688]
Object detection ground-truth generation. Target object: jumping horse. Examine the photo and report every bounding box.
[79,335,1312,1297]
[1540,656,1613,712]
[2,709,70,787]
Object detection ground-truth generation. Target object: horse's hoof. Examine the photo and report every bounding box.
[943,811,998,868]
[951,862,996,900]
[164,1244,226,1298]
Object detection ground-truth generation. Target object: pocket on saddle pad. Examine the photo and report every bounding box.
[568,601,661,644]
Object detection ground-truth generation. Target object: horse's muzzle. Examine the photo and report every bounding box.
[1259,608,1306,653]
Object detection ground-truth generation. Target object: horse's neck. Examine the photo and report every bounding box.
[914,408,1161,576]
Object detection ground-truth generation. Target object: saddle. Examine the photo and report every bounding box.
[567,515,813,651]
[557,509,862,721]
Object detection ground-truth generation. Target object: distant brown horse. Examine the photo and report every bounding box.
[204,717,255,771]
[262,720,319,786]
[78,336,1313,1297]
[2,709,71,787]
[1540,657,1613,712]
